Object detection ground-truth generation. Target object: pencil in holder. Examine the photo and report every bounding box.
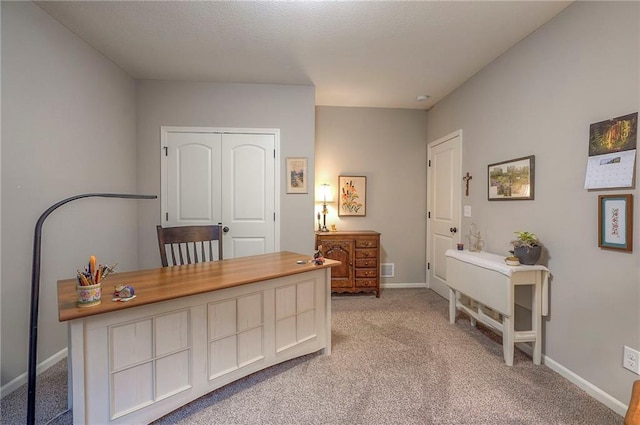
[77,282,101,308]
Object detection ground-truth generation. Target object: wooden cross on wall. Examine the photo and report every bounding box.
[462,172,472,196]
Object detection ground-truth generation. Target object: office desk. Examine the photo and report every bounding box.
[58,252,338,425]
[445,249,549,366]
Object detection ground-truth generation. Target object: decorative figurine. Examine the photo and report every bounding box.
[113,284,136,302]
[312,249,325,265]
[466,223,485,252]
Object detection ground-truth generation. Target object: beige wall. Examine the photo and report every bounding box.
[1,2,139,386]
[316,106,428,285]
[426,1,639,405]
[135,81,316,269]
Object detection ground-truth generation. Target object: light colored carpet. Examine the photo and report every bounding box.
[1,288,622,424]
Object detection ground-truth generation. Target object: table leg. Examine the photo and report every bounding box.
[532,280,542,365]
[469,300,477,327]
[503,315,515,366]
[449,288,456,324]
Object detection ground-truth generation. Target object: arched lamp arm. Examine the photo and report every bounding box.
[27,193,157,425]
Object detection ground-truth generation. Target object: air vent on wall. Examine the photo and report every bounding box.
[380,263,395,278]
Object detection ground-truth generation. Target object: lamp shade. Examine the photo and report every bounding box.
[316,183,334,203]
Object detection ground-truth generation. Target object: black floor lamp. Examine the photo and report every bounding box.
[26,193,157,425]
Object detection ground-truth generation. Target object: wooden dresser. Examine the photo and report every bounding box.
[315,230,381,297]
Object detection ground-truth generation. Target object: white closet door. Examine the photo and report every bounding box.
[161,127,277,260]
[165,132,222,225]
[221,133,276,258]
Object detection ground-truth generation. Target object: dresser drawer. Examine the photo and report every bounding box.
[355,238,378,248]
[355,279,377,288]
[355,249,376,259]
[355,269,377,278]
[315,231,380,297]
[355,258,377,268]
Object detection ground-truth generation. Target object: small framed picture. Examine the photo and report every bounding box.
[488,155,535,201]
[338,176,366,216]
[598,194,633,252]
[286,157,307,194]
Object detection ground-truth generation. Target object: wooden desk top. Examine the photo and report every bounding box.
[58,251,339,322]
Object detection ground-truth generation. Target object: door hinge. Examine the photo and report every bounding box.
[427,262,430,270]
[273,149,276,158]
[273,212,276,221]
[165,212,168,221]
[428,211,431,219]
[428,160,431,167]
[163,146,168,156]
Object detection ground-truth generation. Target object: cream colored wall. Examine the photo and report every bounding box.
[316,106,428,285]
[1,2,138,386]
[426,1,639,405]
[135,81,316,269]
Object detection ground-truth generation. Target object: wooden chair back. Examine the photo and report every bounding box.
[156,224,223,267]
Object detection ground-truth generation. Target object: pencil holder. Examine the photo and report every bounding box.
[77,283,101,308]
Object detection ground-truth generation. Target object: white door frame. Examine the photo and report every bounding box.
[160,126,281,252]
[426,129,462,292]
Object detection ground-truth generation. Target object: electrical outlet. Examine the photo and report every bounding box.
[464,205,472,217]
[623,346,640,374]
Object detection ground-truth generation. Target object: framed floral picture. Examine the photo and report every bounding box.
[286,157,307,194]
[598,194,633,251]
[338,176,366,216]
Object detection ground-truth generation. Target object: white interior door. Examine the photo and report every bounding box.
[161,127,278,259]
[426,130,462,299]
[165,132,222,225]
[222,133,276,258]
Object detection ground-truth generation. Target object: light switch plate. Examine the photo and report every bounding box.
[463,205,472,217]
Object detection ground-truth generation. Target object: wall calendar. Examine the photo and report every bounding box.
[584,112,637,190]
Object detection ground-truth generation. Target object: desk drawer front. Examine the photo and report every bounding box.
[355,238,378,248]
[355,249,376,259]
[355,259,377,268]
[355,279,377,288]
[355,269,377,278]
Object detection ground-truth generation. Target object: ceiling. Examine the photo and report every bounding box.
[35,1,572,110]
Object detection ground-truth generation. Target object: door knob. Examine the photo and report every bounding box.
[450,227,457,233]
[223,226,230,233]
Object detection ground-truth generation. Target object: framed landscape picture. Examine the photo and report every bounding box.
[286,157,307,194]
[488,155,535,201]
[338,176,366,216]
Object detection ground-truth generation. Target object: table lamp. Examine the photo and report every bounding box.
[316,183,333,232]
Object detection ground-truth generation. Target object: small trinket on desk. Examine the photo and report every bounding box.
[113,284,136,302]
[312,249,325,265]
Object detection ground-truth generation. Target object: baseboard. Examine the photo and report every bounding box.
[515,342,627,417]
[381,282,427,289]
[0,348,68,399]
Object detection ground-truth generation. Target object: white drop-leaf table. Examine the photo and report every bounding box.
[445,249,549,366]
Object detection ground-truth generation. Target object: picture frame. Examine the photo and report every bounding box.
[488,155,535,201]
[285,157,308,194]
[338,176,366,216]
[598,194,633,252]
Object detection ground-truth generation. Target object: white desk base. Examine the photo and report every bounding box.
[66,268,331,424]
[445,249,549,366]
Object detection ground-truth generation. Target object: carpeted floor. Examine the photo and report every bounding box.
[1,288,623,424]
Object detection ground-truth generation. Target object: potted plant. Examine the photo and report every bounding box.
[510,231,542,265]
